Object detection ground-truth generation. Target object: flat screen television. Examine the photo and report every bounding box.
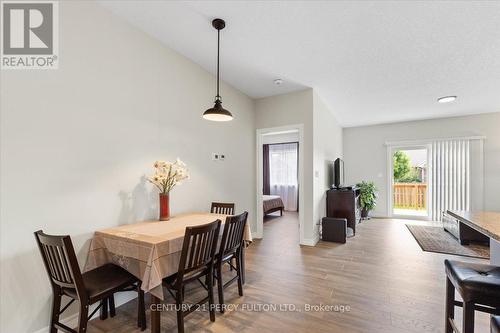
[332,158,345,189]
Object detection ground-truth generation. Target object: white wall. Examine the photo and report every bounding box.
[343,112,500,217]
[313,92,343,239]
[255,89,343,244]
[255,89,315,242]
[0,2,255,332]
[262,131,299,145]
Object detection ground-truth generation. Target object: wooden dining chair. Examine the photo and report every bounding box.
[34,230,146,333]
[162,220,221,333]
[210,202,235,215]
[215,211,248,313]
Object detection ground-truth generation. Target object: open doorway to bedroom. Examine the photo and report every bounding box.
[256,125,304,245]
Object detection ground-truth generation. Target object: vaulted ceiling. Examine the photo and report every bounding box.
[98,1,500,127]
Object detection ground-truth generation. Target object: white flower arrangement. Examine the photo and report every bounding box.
[148,158,189,194]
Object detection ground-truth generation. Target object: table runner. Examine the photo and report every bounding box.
[84,212,252,299]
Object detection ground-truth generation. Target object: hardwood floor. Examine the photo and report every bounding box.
[87,213,491,332]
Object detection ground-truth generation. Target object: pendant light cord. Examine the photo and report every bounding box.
[216,28,220,101]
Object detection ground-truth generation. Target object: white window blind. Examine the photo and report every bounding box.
[431,139,470,221]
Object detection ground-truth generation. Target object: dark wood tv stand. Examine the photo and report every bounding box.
[326,187,361,235]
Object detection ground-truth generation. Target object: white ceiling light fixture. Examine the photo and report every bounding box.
[437,96,457,103]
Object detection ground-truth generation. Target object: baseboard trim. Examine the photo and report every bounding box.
[33,312,81,333]
[367,212,387,218]
[301,235,319,246]
[32,292,136,333]
[253,229,262,239]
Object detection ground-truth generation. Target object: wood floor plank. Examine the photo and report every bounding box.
[87,212,490,332]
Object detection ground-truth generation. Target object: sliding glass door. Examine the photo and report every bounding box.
[391,147,429,218]
[388,138,473,221]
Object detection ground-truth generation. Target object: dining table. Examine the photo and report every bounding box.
[85,212,252,333]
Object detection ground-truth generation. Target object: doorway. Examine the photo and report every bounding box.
[256,124,305,244]
[389,146,430,219]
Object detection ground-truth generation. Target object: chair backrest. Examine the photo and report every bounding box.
[177,220,221,280]
[210,202,235,215]
[219,211,248,259]
[34,230,86,296]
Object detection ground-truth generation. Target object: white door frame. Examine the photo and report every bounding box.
[256,124,305,244]
[386,143,432,221]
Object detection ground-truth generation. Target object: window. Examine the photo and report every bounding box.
[269,143,298,211]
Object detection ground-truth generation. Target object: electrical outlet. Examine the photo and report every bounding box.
[212,153,225,161]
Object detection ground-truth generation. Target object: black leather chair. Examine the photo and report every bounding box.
[492,316,500,333]
[34,230,146,333]
[444,259,500,333]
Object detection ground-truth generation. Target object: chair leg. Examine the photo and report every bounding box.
[240,246,246,285]
[176,289,185,333]
[462,301,475,333]
[99,298,108,320]
[445,277,455,333]
[49,290,62,333]
[207,267,216,322]
[77,303,89,333]
[235,252,244,297]
[108,295,116,317]
[137,287,146,331]
[216,264,224,313]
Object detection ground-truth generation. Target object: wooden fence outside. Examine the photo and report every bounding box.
[393,183,427,210]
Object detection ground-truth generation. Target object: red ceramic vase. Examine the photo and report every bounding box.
[159,193,170,221]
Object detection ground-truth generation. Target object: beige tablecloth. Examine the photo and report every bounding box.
[84,212,252,299]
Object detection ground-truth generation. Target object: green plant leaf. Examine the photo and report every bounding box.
[356,181,378,211]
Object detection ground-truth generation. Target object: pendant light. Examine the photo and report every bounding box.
[203,18,233,122]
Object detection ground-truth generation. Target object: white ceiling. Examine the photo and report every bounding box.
[98,1,500,127]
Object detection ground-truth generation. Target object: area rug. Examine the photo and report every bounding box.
[406,225,489,259]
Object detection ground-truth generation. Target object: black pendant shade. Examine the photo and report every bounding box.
[203,99,233,121]
[203,18,233,122]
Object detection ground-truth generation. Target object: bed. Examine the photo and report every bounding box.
[263,195,284,216]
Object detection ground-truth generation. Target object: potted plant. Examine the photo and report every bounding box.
[148,158,189,221]
[356,181,377,219]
